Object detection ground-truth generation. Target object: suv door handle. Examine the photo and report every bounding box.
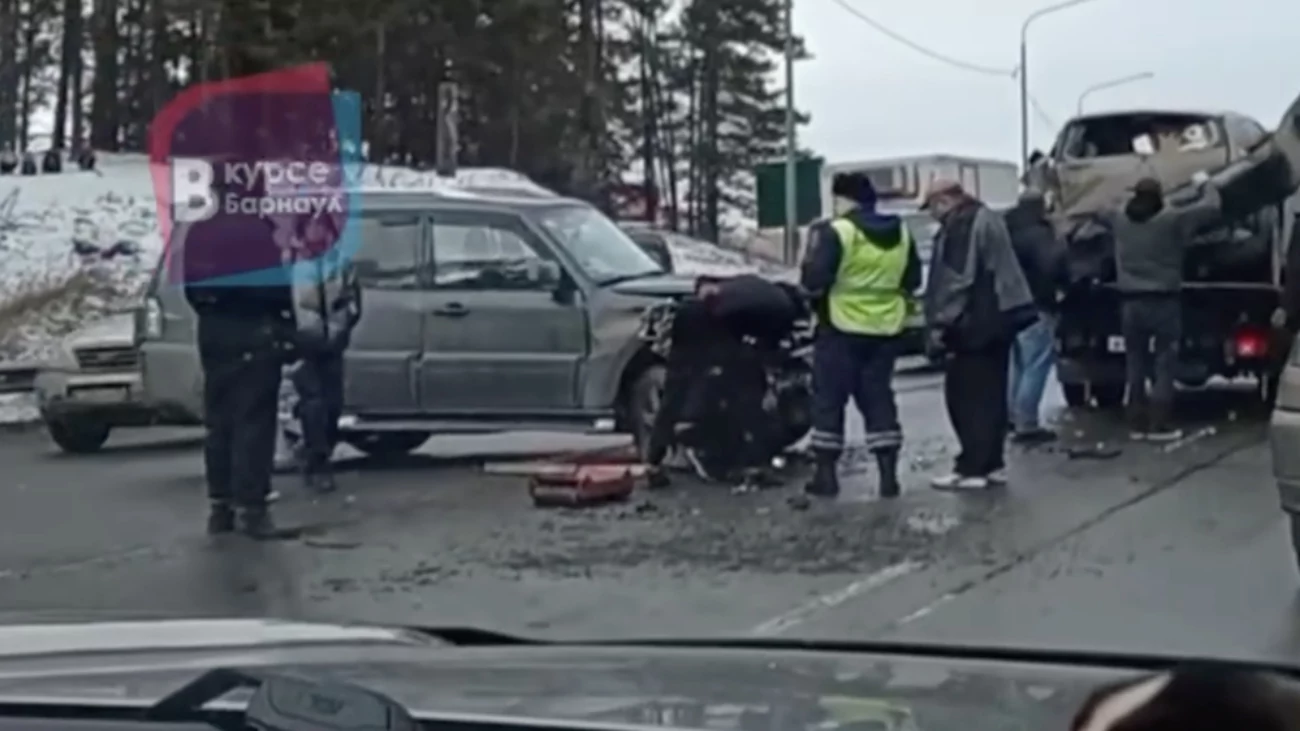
[432,303,469,317]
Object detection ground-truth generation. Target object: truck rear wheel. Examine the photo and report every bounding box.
[1092,384,1126,409]
[1059,382,1124,409]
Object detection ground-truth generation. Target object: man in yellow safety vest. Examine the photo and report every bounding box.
[800,172,923,498]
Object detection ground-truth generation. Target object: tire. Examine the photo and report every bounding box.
[627,364,665,460]
[46,418,111,454]
[1061,382,1088,408]
[1092,383,1126,410]
[344,431,430,458]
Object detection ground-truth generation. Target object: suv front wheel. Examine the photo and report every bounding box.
[46,418,111,453]
[627,364,665,459]
[344,431,430,458]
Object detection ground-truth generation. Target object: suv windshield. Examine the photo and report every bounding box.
[534,204,664,284]
[1060,113,1224,158]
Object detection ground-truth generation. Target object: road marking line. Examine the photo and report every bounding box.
[895,592,955,626]
[749,560,922,636]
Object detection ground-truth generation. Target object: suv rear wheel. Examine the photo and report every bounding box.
[344,431,430,458]
[46,418,111,453]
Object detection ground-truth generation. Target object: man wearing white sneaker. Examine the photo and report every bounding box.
[921,181,1037,491]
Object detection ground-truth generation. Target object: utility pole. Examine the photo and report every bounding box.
[782,0,797,265]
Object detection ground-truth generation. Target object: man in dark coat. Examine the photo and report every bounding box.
[182,170,297,539]
[1003,191,1066,443]
[923,180,1037,491]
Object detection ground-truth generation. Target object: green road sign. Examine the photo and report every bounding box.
[754,156,823,228]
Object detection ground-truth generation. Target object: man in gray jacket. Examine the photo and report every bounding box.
[1111,177,1222,441]
[923,180,1037,490]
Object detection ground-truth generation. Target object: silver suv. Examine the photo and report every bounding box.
[137,188,696,456]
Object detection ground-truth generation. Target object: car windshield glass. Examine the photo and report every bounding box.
[534,204,663,283]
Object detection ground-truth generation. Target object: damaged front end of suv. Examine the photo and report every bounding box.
[634,296,815,477]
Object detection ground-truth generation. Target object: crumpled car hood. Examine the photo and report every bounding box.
[0,619,1134,731]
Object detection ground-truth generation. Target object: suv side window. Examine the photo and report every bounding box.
[350,214,421,290]
[429,210,553,291]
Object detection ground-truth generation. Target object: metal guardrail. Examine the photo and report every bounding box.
[0,361,41,395]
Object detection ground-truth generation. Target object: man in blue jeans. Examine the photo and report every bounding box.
[1003,192,1065,444]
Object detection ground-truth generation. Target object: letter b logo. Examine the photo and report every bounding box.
[171,159,217,223]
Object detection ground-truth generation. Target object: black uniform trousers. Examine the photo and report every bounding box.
[292,351,344,474]
[944,337,1012,476]
[199,320,284,509]
[808,328,902,457]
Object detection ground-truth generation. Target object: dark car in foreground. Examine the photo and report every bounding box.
[0,617,1241,731]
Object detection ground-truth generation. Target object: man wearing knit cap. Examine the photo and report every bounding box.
[800,171,923,499]
[922,179,1036,490]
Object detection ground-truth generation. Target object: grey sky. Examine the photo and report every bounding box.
[795,0,1299,164]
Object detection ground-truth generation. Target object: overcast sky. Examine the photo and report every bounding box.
[796,0,1299,164]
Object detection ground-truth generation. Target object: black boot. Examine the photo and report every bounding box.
[804,452,840,498]
[238,507,299,540]
[207,503,235,535]
[645,465,671,489]
[875,449,901,499]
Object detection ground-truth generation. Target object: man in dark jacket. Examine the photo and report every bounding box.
[923,180,1036,491]
[801,172,923,499]
[288,212,361,492]
[183,171,297,539]
[642,273,800,487]
[1110,176,1222,441]
[1003,191,1066,443]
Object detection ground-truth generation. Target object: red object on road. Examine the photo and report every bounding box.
[528,464,637,507]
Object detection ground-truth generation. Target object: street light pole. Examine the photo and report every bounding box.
[782,0,797,265]
[1018,0,1100,169]
[1077,71,1154,115]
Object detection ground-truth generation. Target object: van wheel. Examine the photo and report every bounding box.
[627,364,665,460]
[344,431,429,458]
[46,418,111,453]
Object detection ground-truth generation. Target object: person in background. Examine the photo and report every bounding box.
[800,172,922,499]
[1109,176,1222,441]
[1003,190,1066,444]
[1268,212,1300,403]
[922,179,1036,491]
[1071,664,1300,731]
[183,172,296,539]
[288,212,361,493]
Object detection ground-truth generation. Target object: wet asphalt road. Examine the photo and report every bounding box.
[0,365,1291,659]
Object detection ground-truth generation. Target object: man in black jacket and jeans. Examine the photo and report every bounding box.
[1004,191,1066,444]
[182,171,297,539]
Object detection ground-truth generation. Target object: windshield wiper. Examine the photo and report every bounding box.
[147,667,418,731]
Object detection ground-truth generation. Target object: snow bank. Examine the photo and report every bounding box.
[0,161,161,363]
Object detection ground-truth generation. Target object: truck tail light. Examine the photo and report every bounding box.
[1234,326,1269,359]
